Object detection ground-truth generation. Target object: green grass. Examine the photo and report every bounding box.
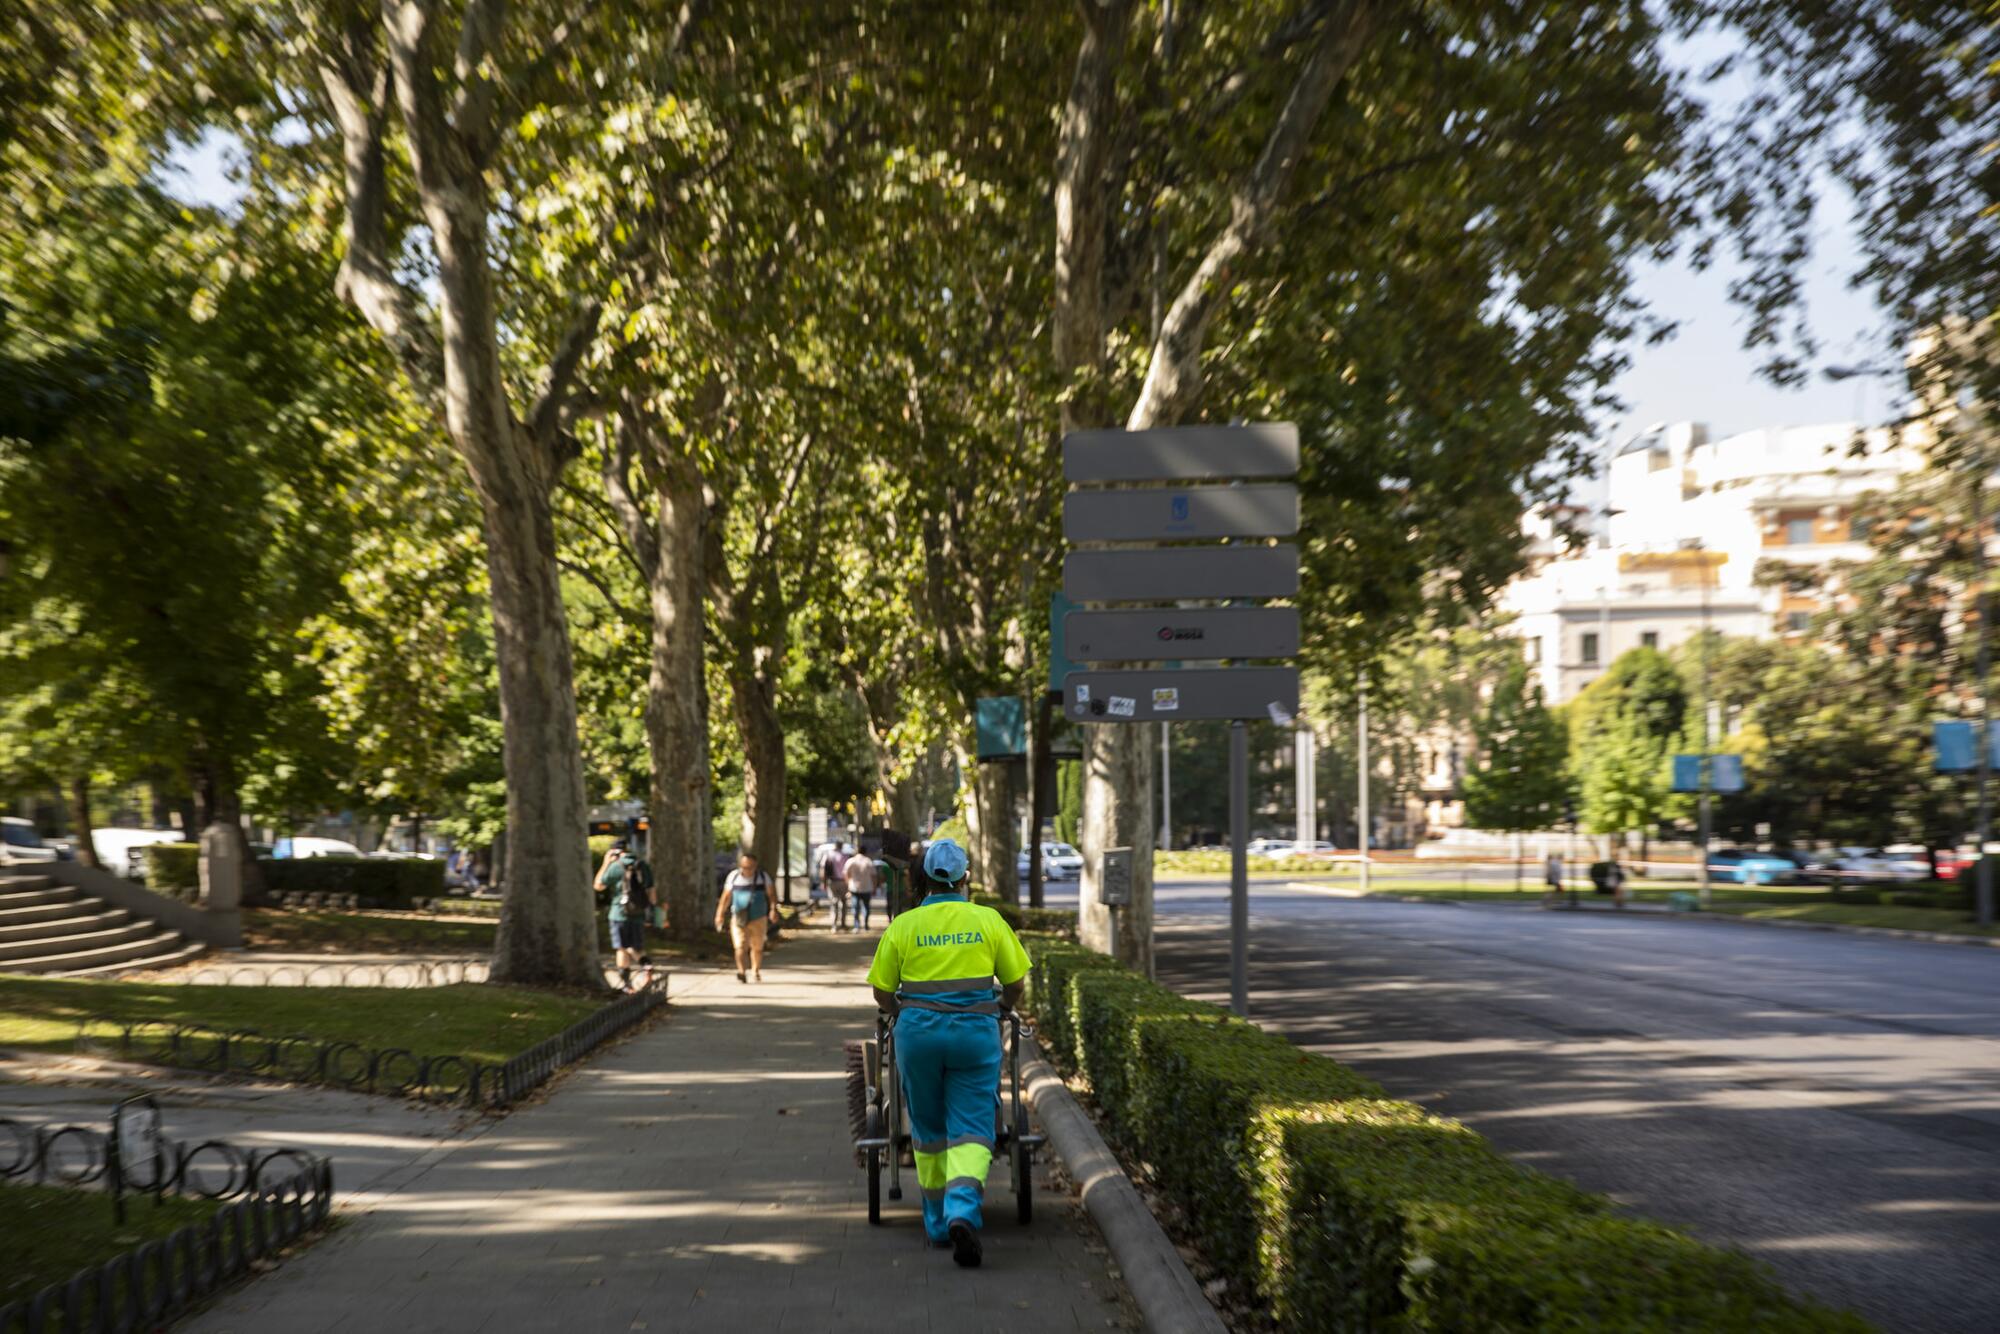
[240,908,740,961]
[1706,902,2000,938]
[0,1182,221,1307]
[0,976,601,1066]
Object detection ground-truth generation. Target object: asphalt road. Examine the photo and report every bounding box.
[1048,880,1999,1332]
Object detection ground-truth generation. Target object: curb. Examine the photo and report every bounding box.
[1681,909,2000,949]
[1280,879,2000,950]
[1022,1038,1227,1334]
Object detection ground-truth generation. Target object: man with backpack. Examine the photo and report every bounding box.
[601,844,657,992]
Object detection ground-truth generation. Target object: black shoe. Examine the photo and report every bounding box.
[948,1220,981,1269]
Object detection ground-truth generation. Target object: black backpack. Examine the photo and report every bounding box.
[619,859,653,916]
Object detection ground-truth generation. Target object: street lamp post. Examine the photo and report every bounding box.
[1679,536,1713,907]
[1974,447,1993,926]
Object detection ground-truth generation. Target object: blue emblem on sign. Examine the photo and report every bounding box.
[1170,494,1190,522]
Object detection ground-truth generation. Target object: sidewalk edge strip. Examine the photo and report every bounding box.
[1283,880,2000,947]
[1022,1038,1227,1334]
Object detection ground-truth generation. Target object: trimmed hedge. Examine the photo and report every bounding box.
[141,843,201,894]
[1026,938,1868,1333]
[970,891,1080,938]
[263,856,445,907]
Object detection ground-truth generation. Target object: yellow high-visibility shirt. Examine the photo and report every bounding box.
[867,893,1030,1010]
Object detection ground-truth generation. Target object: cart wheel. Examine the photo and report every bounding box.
[1014,1146,1033,1224]
[868,1147,882,1224]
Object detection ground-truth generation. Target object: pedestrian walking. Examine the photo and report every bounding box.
[865,837,1031,1269]
[823,840,853,931]
[844,845,878,931]
[593,839,627,899]
[716,849,778,983]
[601,843,657,992]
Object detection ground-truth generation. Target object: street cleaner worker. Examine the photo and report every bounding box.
[865,837,1030,1269]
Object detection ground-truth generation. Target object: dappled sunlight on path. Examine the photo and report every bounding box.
[181,932,1133,1334]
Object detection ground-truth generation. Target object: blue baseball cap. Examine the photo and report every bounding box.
[922,838,969,884]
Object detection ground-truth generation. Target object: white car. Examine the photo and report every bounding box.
[1245,838,1298,858]
[272,836,366,860]
[1829,846,1931,884]
[0,817,59,866]
[90,827,186,879]
[1015,842,1085,880]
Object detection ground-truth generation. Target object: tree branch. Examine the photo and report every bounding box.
[1053,0,1135,430]
[605,400,662,577]
[449,0,508,162]
[318,14,442,402]
[1129,0,1379,429]
[556,556,647,629]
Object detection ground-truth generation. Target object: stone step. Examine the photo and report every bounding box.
[58,940,207,978]
[0,897,100,927]
[0,927,191,975]
[0,917,157,963]
[0,873,55,893]
[0,885,81,910]
[0,905,125,944]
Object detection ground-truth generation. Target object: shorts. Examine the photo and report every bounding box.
[612,918,644,951]
[730,912,769,952]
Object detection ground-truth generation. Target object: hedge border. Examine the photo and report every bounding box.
[1024,936,1868,1333]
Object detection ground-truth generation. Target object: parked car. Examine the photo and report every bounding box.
[1826,846,1931,884]
[271,836,366,860]
[88,827,185,880]
[1705,848,1800,885]
[1936,850,1978,881]
[1245,838,1294,857]
[1015,841,1085,881]
[0,817,59,867]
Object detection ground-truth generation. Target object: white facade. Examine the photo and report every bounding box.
[1502,421,1920,704]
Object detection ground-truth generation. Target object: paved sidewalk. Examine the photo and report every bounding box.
[182,931,1136,1333]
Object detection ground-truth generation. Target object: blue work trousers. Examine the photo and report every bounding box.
[896,1008,1001,1240]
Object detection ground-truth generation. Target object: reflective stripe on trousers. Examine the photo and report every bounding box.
[896,1006,1001,1241]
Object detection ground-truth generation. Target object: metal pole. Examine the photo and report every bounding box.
[1029,691,1054,909]
[1229,719,1248,1017]
[1160,721,1172,853]
[1358,683,1372,894]
[1976,458,1993,926]
[1698,552,1713,908]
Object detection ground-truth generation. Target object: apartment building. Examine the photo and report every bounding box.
[1501,420,1921,705]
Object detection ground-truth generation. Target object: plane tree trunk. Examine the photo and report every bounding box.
[1054,0,1380,977]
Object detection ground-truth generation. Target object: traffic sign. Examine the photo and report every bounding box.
[1063,484,1298,542]
[1064,424,1299,482]
[1063,667,1299,724]
[1064,607,1298,662]
[1063,546,1298,602]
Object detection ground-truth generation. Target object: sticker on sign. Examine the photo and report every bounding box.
[1267,701,1294,725]
[1074,684,1091,704]
[1152,687,1180,712]
[1107,696,1137,718]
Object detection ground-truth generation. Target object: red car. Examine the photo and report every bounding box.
[1936,851,1976,881]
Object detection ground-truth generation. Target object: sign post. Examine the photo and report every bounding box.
[1060,423,1299,1017]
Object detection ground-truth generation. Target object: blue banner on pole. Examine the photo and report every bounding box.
[1672,754,1744,793]
[1936,721,1976,773]
[975,697,1027,762]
